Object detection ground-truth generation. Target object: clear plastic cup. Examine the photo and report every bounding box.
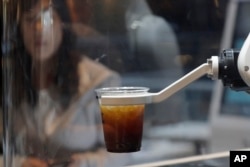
[95,87,149,153]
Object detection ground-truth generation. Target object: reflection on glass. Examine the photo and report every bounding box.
[2,0,229,166]
[3,0,129,167]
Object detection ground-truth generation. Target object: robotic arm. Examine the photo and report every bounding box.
[97,33,250,105]
[238,33,250,89]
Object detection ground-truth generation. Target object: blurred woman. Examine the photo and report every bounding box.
[13,0,130,166]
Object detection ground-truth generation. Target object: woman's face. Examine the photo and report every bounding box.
[21,0,63,62]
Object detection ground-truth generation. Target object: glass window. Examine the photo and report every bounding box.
[1,0,230,166]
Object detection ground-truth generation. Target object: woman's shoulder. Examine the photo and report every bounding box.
[77,56,120,95]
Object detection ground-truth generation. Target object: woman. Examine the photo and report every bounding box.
[12,0,130,166]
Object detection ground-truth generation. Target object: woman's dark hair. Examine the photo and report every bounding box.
[14,0,80,108]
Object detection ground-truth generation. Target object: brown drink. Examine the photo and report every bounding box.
[95,87,149,153]
[100,105,145,153]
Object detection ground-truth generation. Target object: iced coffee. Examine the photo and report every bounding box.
[95,87,148,153]
[100,105,145,152]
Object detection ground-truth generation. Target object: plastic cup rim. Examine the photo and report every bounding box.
[95,86,149,95]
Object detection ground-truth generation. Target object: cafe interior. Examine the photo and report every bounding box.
[2,0,250,166]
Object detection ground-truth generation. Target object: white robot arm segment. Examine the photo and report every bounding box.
[238,33,250,87]
[97,33,250,105]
